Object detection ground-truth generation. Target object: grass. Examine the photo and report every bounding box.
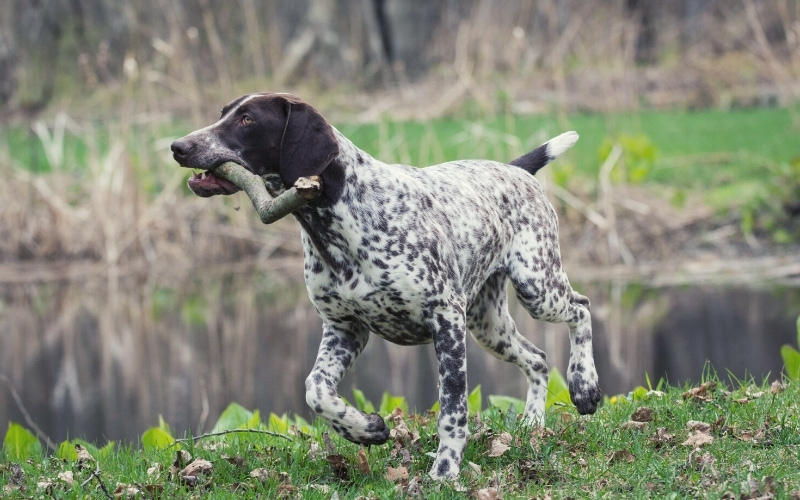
[3,376,800,499]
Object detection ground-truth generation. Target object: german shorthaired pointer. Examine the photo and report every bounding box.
[171,93,601,480]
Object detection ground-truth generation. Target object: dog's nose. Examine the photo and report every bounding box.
[170,138,194,158]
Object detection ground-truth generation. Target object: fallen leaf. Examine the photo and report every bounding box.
[770,381,785,394]
[326,454,350,481]
[322,432,339,456]
[631,407,653,422]
[488,432,512,457]
[168,449,192,478]
[475,487,500,500]
[686,420,711,433]
[277,484,297,497]
[683,381,716,401]
[651,427,675,447]
[57,471,74,487]
[621,420,647,431]
[249,468,271,482]
[113,483,145,499]
[682,431,713,448]
[179,458,213,487]
[607,450,634,464]
[75,444,95,471]
[385,466,409,482]
[356,447,371,475]
[308,440,324,460]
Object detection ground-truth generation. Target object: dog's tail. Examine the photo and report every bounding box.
[509,131,579,176]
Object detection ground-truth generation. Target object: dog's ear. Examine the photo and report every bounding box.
[277,96,339,187]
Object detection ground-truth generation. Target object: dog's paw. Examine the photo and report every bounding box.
[569,377,602,415]
[354,413,390,446]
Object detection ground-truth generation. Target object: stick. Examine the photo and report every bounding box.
[174,428,293,443]
[212,162,322,224]
[0,374,57,452]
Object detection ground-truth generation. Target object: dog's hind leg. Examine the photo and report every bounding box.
[467,272,549,425]
[507,251,602,416]
[305,323,390,445]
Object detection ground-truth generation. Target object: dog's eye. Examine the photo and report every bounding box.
[241,115,253,125]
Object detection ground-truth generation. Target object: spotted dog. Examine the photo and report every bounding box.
[171,93,601,480]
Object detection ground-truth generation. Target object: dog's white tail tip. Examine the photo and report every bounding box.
[546,131,579,159]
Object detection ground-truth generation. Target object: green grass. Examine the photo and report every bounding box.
[3,377,800,499]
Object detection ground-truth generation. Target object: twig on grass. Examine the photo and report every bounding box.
[81,466,114,500]
[174,428,293,444]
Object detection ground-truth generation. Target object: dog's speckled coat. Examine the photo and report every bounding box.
[171,93,601,479]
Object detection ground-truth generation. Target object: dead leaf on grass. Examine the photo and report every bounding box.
[621,420,647,431]
[75,444,95,471]
[326,453,350,481]
[607,450,635,464]
[631,407,653,422]
[682,431,713,448]
[57,471,74,487]
[113,483,145,499]
[356,447,371,475]
[488,431,512,457]
[770,381,785,394]
[682,381,716,402]
[179,458,213,487]
[385,466,409,482]
[686,420,711,433]
[475,487,501,499]
[651,427,675,447]
[249,468,271,482]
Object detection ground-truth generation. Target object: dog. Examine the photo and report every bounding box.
[171,93,601,479]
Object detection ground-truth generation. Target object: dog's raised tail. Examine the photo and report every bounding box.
[509,131,579,176]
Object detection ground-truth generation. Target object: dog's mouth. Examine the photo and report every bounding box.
[186,169,243,198]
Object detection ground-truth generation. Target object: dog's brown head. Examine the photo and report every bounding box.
[171,93,339,197]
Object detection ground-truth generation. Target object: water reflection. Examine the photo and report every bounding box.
[1,265,798,445]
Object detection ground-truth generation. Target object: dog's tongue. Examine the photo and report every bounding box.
[187,170,242,198]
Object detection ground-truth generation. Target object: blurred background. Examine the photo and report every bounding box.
[1,0,799,447]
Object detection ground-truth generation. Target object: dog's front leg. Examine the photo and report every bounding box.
[305,323,390,445]
[429,302,469,480]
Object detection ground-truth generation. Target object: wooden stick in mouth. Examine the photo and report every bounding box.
[213,161,322,224]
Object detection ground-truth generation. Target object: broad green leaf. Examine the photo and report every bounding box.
[142,427,175,451]
[292,415,312,434]
[267,413,289,434]
[379,392,408,416]
[97,441,115,460]
[212,402,253,433]
[352,389,375,414]
[630,386,648,400]
[244,410,262,429]
[157,415,171,434]
[429,400,440,413]
[57,440,78,461]
[488,395,526,415]
[467,385,482,415]
[546,368,572,409]
[3,422,41,460]
[781,345,800,382]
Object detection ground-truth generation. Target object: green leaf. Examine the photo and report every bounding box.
[244,410,262,429]
[546,367,572,409]
[488,395,526,415]
[630,386,648,400]
[97,441,115,460]
[352,389,375,414]
[267,413,289,434]
[142,427,175,452]
[781,345,800,382]
[212,403,254,433]
[56,440,78,461]
[429,400,440,413]
[379,392,408,416]
[3,422,41,460]
[467,385,482,415]
[504,400,519,428]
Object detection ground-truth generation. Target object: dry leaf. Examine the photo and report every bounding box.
[631,407,653,422]
[488,432,512,457]
[621,420,647,431]
[326,453,350,481]
[169,450,193,478]
[57,471,74,487]
[475,487,500,500]
[607,450,634,464]
[308,440,324,460]
[277,484,298,497]
[322,432,339,456]
[249,468,271,482]
[179,458,213,487]
[686,420,712,433]
[385,466,409,482]
[75,444,95,471]
[770,381,785,394]
[683,381,716,401]
[113,483,145,499]
[651,427,675,447]
[357,447,371,475]
[682,431,713,448]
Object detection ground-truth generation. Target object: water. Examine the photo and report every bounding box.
[1,263,798,445]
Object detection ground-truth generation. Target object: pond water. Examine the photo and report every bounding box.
[1,262,798,445]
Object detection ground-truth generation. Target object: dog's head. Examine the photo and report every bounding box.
[171,93,339,197]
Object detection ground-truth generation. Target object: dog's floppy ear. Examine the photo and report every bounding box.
[277,95,339,188]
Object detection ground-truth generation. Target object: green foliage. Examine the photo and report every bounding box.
[545,367,572,408]
[352,388,375,414]
[379,391,409,416]
[3,422,41,460]
[487,395,525,415]
[598,133,658,184]
[740,157,800,243]
[781,315,800,382]
[212,403,256,433]
[429,385,483,415]
[141,415,175,452]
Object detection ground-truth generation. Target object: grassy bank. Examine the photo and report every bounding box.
[3,376,800,498]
